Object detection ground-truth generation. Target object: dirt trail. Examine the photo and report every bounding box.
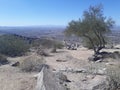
[45,48,93,71]
[44,48,94,90]
[67,47,94,60]
[0,47,119,90]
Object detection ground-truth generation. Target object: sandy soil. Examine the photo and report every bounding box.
[0,56,37,90]
[45,47,94,70]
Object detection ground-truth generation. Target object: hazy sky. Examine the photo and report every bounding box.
[0,0,119,26]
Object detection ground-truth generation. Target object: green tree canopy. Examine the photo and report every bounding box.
[65,4,115,54]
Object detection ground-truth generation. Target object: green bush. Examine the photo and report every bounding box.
[51,41,64,53]
[82,37,105,49]
[0,54,9,65]
[0,35,30,57]
[55,42,64,49]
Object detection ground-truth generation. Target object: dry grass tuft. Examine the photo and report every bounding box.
[0,54,9,65]
[19,55,45,72]
[85,62,106,75]
[106,63,120,90]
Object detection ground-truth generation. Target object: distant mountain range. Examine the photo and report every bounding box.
[0,26,66,39]
[0,25,119,42]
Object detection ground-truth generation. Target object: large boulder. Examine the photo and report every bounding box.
[34,67,67,90]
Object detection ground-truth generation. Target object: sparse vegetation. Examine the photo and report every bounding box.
[19,55,45,72]
[51,41,64,53]
[0,54,9,65]
[85,62,106,75]
[51,47,57,53]
[31,38,64,49]
[106,64,120,90]
[0,34,30,57]
[31,38,64,54]
[37,48,49,56]
[54,42,64,49]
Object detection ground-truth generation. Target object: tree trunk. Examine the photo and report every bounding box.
[83,34,97,54]
[95,46,104,55]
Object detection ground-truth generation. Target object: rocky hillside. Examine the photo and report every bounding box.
[0,46,120,90]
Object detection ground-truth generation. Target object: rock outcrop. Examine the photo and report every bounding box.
[34,67,66,90]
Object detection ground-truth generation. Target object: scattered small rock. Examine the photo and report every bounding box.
[95,60,102,63]
[73,68,86,73]
[56,59,67,62]
[11,61,20,67]
[86,75,95,80]
[80,75,109,90]
[88,54,103,61]
[105,62,114,65]
[59,68,86,73]
[98,69,105,75]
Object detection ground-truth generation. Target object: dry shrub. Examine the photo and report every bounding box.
[0,54,9,65]
[106,63,120,90]
[85,62,106,75]
[37,49,49,56]
[51,47,57,53]
[19,55,45,72]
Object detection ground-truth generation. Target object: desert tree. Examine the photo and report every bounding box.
[65,4,115,55]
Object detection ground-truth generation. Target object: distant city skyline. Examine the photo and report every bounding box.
[0,0,120,26]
